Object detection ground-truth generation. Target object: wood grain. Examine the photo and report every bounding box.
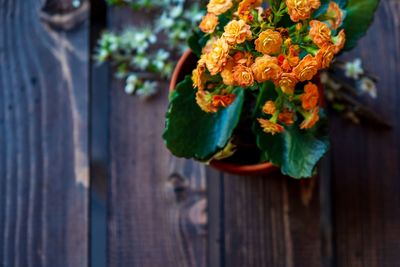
[108,8,207,267]
[0,0,89,266]
[222,173,322,267]
[331,1,400,266]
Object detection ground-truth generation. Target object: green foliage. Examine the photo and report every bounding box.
[339,0,380,50]
[313,0,330,18]
[252,82,329,178]
[163,76,245,161]
[188,29,210,57]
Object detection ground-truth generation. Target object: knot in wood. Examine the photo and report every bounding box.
[167,173,188,201]
[40,0,89,31]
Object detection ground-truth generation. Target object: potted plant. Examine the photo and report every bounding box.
[163,0,379,178]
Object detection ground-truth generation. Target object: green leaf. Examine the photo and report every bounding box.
[339,0,380,50]
[187,29,210,57]
[163,76,245,161]
[252,83,329,178]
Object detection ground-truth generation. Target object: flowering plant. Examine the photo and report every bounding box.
[163,0,379,178]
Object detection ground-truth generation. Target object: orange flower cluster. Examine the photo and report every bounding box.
[194,0,346,134]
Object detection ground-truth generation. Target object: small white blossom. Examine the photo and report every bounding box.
[148,34,157,44]
[153,49,170,70]
[156,13,174,32]
[358,77,377,99]
[345,58,364,79]
[133,55,150,70]
[96,49,110,62]
[161,63,173,78]
[137,81,158,98]
[125,74,139,94]
[170,5,183,18]
[183,5,204,24]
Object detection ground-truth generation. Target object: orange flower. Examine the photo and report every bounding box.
[286,0,321,22]
[207,0,233,15]
[309,20,332,48]
[196,91,218,113]
[258,118,284,135]
[199,13,219,34]
[300,107,320,129]
[212,94,236,108]
[204,37,230,75]
[223,19,252,45]
[278,109,295,125]
[233,51,254,66]
[202,36,218,54]
[300,82,319,110]
[233,64,254,87]
[192,62,207,90]
[326,1,344,30]
[281,59,292,72]
[333,29,346,54]
[255,29,283,55]
[237,0,262,22]
[251,55,283,83]
[262,100,276,115]
[293,54,319,82]
[278,73,298,94]
[287,45,301,66]
[316,44,335,68]
[220,58,236,86]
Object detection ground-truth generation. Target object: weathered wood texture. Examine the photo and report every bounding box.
[223,174,321,267]
[108,8,207,267]
[1,0,399,266]
[331,1,400,266]
[0,0,89,266]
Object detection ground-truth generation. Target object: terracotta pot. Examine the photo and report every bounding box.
[169,50,278,176]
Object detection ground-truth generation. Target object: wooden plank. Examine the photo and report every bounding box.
[222,173,322,267]
[0,0,89,266]
[108,83,208,267]
[331,1,400,266]
[108,8,207,267]
[89,1,108,267]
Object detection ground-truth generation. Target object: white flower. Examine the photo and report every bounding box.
[345,58,364,79]
[133,55,150,70]
[125,74,139,94]
[148,34,157,44]
[153,49,170,70]
[183,5,204,24]
[137,81,158,98]
[156,13,174,32]
[161,62,173,78]
[96,49,110,62]
[169,5,183,18]
[358,77,377,99]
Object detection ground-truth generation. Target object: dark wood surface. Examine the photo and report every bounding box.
[108,9,207,267]
[222,174,321,267]
[0,0,89,266]
[1,1,400,267]
[331,1,400,266]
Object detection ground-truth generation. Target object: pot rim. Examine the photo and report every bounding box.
[169,50,278,176]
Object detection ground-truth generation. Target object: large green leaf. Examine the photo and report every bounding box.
[163,76,245,161]
[252,83,329,178]
[339,0,380,50]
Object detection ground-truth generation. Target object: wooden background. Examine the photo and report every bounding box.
[0,0,399,266]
